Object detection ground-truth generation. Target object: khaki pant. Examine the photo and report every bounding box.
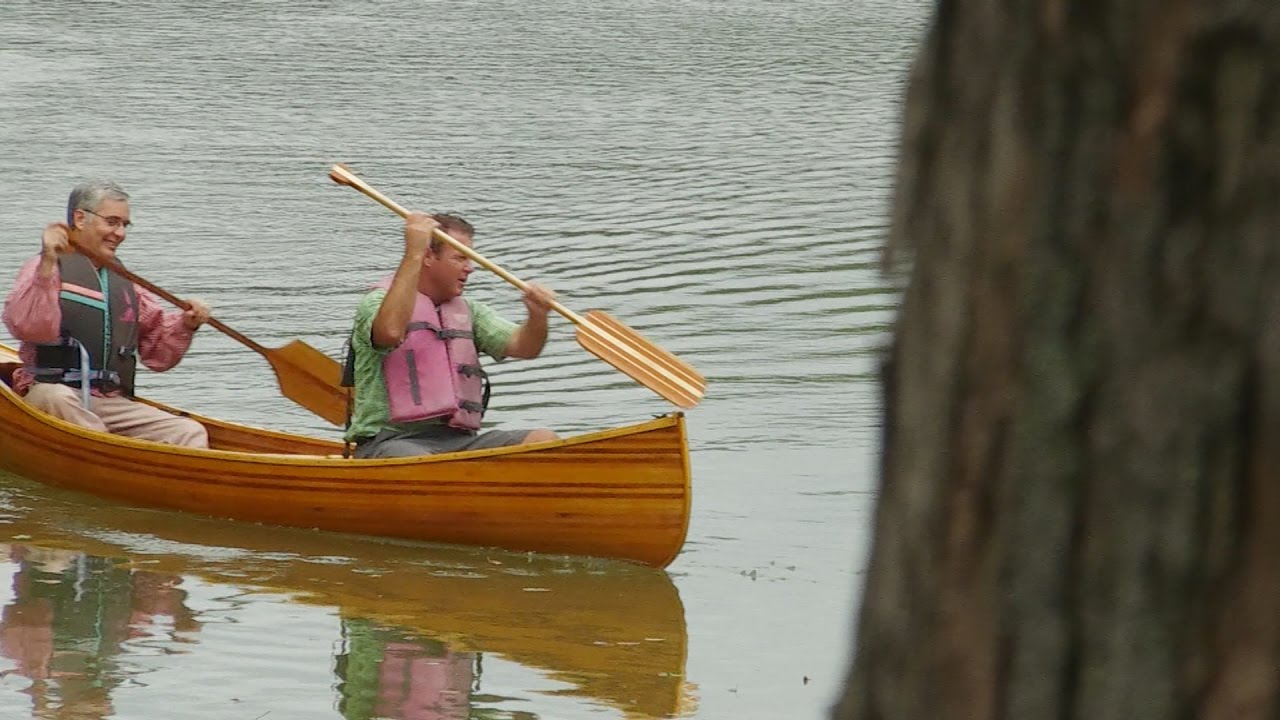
[24,383,208,449]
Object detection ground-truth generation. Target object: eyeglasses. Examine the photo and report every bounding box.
[83,209,132,230]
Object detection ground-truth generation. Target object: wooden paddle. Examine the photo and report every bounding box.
[67,230,351,426]
[328,163,707,409]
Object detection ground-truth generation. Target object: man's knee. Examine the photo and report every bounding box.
[172,418,209,449]
[23,382,79,411]
[22,383,107,431]
[521,429,559,445]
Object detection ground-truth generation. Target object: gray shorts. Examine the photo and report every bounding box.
[353,425,532,459]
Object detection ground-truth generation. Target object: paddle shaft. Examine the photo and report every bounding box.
[61,231,271,356]
[329,164,707,409]
[64,231,352,425]
[97,259,271,356]
[329,165,585,324]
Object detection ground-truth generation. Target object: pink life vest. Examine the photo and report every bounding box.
[377,278,485,430]
[375,645,475,720]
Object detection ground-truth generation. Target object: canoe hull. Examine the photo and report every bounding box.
[0,350,692,567]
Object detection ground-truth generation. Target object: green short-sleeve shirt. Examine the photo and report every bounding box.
[344,289,517,442]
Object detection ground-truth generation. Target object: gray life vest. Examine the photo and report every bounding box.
[32,253,140,396]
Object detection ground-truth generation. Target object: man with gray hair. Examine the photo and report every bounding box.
[2,181,213,447]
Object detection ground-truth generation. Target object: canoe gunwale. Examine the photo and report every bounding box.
[0,356,683,466]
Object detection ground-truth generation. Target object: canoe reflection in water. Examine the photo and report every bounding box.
[0,479,696,719]
[0,545,201,718]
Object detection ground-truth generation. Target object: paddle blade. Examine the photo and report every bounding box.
[263,340,351,426]
[574,311,706,409]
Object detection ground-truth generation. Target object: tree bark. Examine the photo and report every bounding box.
[837,2,1280,719]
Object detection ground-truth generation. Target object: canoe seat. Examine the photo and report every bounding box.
[0,362,17,388]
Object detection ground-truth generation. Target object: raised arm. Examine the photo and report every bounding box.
[371,213,438,348]
[2,224,72,343]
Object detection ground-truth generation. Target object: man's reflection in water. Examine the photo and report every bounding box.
[0,545,200,718]
[335,617,477,720]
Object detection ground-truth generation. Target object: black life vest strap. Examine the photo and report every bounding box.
[33,368,121,385]
[341,335,356,459]
[32,337,96,408]
[454,364,490,416]
[340,337,356,389]
[405,320,473,341]
[404,320,439,335]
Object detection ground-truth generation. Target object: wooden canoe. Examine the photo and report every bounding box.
[0,343,692,568]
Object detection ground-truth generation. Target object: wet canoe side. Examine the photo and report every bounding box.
[0,349,692,567]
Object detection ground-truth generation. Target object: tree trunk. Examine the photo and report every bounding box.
[836,2,1280,719]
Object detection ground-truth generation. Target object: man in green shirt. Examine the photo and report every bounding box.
[346,212,558,458]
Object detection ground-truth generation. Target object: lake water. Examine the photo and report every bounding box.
[0,1,927,718]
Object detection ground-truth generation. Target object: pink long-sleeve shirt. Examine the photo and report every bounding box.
[2,255,196,396]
